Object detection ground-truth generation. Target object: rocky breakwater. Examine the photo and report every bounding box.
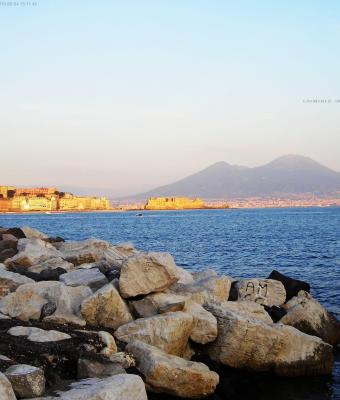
[0,225,338,399]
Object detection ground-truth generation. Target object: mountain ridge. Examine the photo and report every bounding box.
[128,155,340,200]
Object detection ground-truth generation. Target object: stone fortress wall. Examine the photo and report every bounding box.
[145,197,205,210]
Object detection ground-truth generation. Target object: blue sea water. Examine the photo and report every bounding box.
[0,207,339,399]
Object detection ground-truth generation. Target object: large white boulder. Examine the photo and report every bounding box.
[81,283,133,329]
[219,300,273,324]
[115,311,193,357]
[102,242,138,269]
[54,239,112,266]
[59,268,108,291]
[119,252,179,298]
[0,281,92,325]
[205,303,333,376]
[0,268,34,298]
[169,274,232,305]
[5,238,63,267]
[130,292,186,318]
[55,374,148,400]
[232,278,286,306]
[183,300,218,344]
[127,340,219,398]
[280,290,340,345]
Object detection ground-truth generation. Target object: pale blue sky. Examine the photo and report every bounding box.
[0,1,339,196]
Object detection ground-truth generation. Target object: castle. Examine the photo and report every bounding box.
[0,186,110,212]
[144,197,205,210]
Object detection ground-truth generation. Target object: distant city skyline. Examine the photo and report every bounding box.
[1,1,339,196]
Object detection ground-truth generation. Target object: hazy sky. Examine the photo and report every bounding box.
[0,1,339,196]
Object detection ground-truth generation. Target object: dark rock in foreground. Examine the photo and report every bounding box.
[268,269,310,301]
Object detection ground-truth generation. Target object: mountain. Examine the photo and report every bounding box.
[132,155,340,199]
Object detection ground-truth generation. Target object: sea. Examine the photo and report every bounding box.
[0,207,339,400]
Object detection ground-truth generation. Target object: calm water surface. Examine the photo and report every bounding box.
[0,207,339,399]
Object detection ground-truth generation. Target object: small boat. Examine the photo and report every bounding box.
[136,213,143,217]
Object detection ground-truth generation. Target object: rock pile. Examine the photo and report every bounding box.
[0,225,338,399]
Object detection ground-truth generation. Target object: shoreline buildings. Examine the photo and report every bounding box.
[0,186,110,212]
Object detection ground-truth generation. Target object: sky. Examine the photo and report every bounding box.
[0,0,339,196]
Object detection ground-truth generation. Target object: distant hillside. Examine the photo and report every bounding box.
[132,155,340,199]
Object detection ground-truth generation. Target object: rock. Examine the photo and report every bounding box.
[0,240,17,252]
[54,239,112,266]
[192,269,217,281]
[76,260,111,274]
[31,268,69,282]
[264,305,287,322]
[44,313,87,327]
[127,340,219,398]
[170,275,232,305]
[1,234,18,243]
[268,270,311,301]
[220,301,273,324]
[231,278,286,306]
[0,287,47,321]
[42,301,61,320]
[0,372,16,400]
[0,281,92,325]
[0,269,35,298]
[130,292,186,318]
[4,228,26,240]
[108,352,136,369]
[105,269,120,282]
[102,243,138,269]
[0,355,12,362]
[113,242,136,256]
[28,257,74,274]
[158,302,185,314]
[5,238,63,268]
[182,342,195,360]
[21,226,48,240]
[280,290,340,345]
[5,364,45,397]
[55,374,148,400]
[81,283,133,329]
[8,326,71,342]
[43,236,65,244]
[119,252,179,298]
[176,266,194,284]
[0,249,17,264]
[98,331,117,356]
[60,268,108,291]
[183,300,218,344]
[77,358,125,379]
[0,354,12,361]
[205,303,333,376]
[115,311,193,357]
